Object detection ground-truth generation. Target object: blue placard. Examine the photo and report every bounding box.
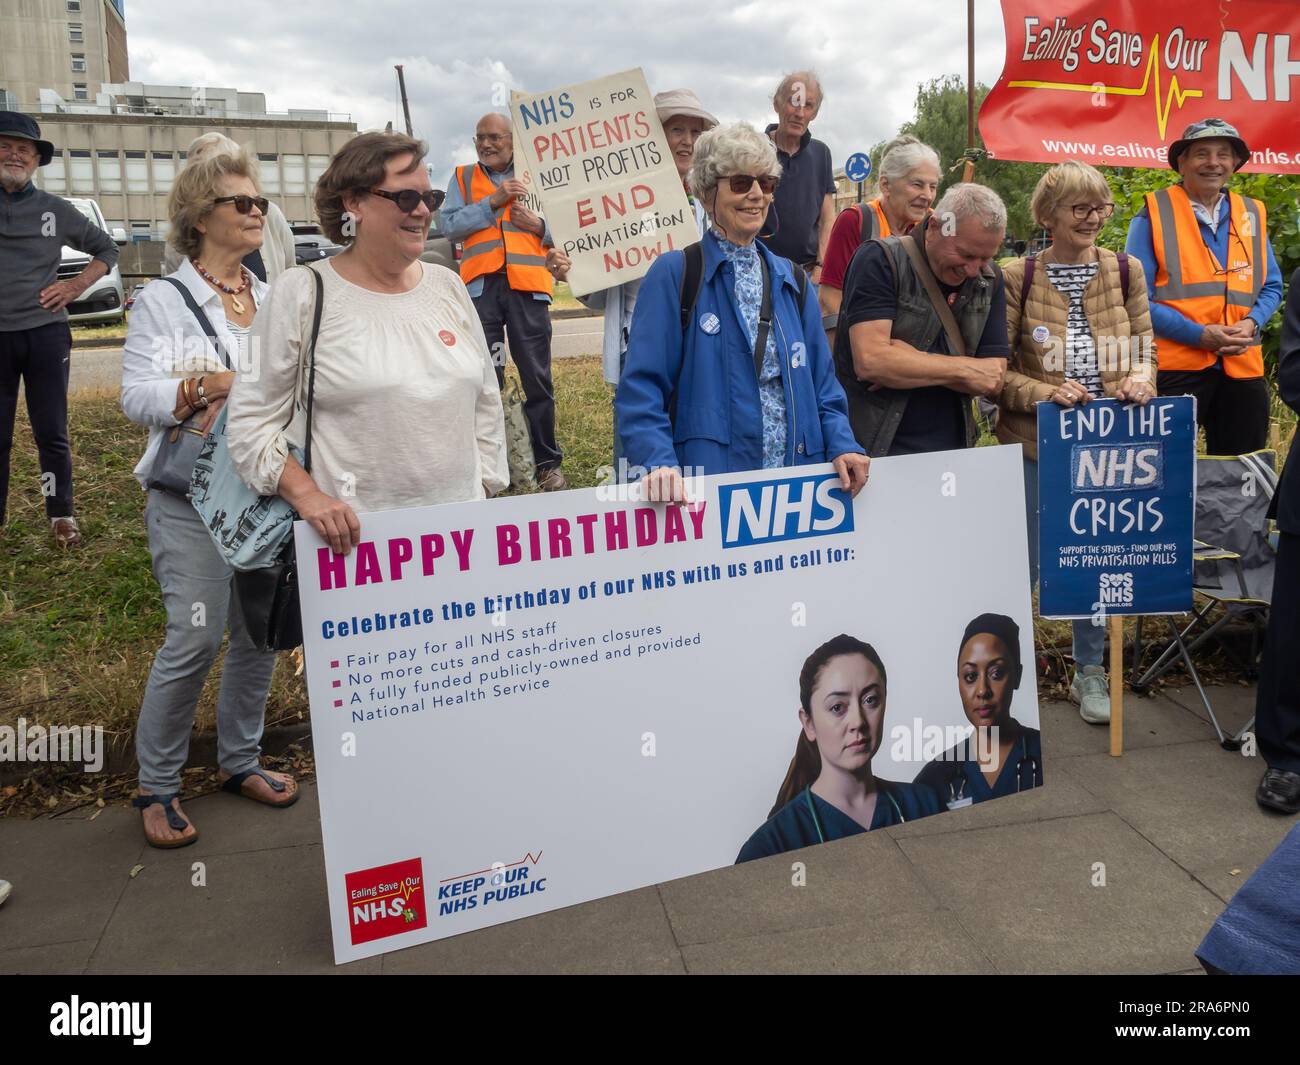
[844,152,872,183]
[1037,396,1195,618]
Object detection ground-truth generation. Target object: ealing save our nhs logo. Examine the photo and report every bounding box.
[718,472,853,548]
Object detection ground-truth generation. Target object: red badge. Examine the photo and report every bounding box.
[439,329,457,346]
[345,858,427,945]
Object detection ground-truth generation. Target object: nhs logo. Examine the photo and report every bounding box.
[719,473,853,548]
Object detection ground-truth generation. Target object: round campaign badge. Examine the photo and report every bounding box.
[699,312,721,335]
[1032,325,1050,344]
[439,329,457,346]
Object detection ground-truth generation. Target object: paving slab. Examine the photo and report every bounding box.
[1038,692,1213,761]
[381,886,683,975]
[681,909,995,974]
[85,842,378,974]
[886,764,1107,841]
[0,938,98,975]
[1053,741,1292,880]
[658,828,941,947]
[129,783,326,864]
[896,811,1224,974]
[1157,683,1258,740]
[0,806,143,951]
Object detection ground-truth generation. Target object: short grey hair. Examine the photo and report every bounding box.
[773,70,824,110]
[932,182,1007,233]
[186,132,243,161]
[689,122,782,202]
[878,135,941,186]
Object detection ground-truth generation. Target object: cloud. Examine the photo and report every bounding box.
[125,0,1010,185]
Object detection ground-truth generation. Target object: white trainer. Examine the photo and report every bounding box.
[1071,665,1111,724]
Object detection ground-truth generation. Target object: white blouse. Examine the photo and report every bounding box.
[120,259,269,488]
[224,258,508,515]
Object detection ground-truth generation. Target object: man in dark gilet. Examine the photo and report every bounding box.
[833,183,1009,457]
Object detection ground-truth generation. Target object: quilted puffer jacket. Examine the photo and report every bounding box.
[1000,245,1158,460]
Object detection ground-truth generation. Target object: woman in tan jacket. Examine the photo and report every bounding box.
[1001,160,1157,725]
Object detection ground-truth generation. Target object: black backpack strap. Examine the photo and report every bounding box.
[158,276,233,370]
[301,267,325,474]
[796,259,809,309]
[1019,254,1036,319]
[678,241,704,334]
[859,201,879,243]
[1117,251,1130,303]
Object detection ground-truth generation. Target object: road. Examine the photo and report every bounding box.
[68,314,605,397]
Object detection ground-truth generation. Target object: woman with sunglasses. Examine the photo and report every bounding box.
[225,130,507,554]
[121,145,288,848]
[999,161,1157,726]
[913,613,1042,810]
[614,122,869,502]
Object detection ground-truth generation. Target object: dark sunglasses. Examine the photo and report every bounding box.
[214,195,269,215]
[725,174,779,195]
[369,188,446,213]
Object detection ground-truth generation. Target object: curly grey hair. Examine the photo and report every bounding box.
[688,122,782,203]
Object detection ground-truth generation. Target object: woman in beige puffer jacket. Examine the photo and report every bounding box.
[1000,161,1158,726]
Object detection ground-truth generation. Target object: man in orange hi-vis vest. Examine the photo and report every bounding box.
[442,112,565,491]
[1126,119,1283,456]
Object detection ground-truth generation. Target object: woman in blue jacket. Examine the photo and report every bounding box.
[613,122,869,501]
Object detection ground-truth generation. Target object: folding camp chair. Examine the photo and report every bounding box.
[1130,450,1277,749]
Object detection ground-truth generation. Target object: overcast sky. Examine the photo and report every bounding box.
[126,0,1011,185]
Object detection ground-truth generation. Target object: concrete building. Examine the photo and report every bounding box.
[0,0,128,111]
[4,0,357,239]
[30,83,357,239]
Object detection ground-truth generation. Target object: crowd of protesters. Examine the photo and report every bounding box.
[0,63,1296,864]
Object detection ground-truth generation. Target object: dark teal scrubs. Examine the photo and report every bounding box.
[736,779,943,863]
[913,726,1043,809]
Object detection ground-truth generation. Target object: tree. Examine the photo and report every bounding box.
[895,75,1048,241]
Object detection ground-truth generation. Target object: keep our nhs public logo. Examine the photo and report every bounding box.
[719,473,853,549]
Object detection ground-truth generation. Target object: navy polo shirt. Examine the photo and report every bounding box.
[760,125,834,266]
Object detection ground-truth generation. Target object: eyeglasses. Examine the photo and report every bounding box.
[214,195,269,215]
[725,174,779,195]
[368,188,446,213]
[475,133,509,144]
[0,142,37,160]
[1070,202,1115,220]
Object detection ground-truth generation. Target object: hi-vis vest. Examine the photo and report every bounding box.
[455,164,553,295]
[1146,184,1267,378]
[857,198,891,241]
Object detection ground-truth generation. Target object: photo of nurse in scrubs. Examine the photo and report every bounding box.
[913,613,1043,810]
[736,634,942,863]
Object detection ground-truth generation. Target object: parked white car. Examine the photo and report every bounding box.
[60,197,127,325]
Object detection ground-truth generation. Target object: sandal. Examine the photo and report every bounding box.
[133,792,199,849]
[220,767,299,809]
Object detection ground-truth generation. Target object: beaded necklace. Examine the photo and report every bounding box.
[192,259,251,314]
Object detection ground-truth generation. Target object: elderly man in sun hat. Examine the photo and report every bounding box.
[1126,118,1283,455]
[0,111,119,548]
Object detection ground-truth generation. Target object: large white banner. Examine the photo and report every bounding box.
[297,446,1041,964]
[509,68,698,296]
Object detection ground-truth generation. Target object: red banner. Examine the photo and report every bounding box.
[979,0,1300,173]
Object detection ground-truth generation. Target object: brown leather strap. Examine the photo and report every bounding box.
[900,233,968,356]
